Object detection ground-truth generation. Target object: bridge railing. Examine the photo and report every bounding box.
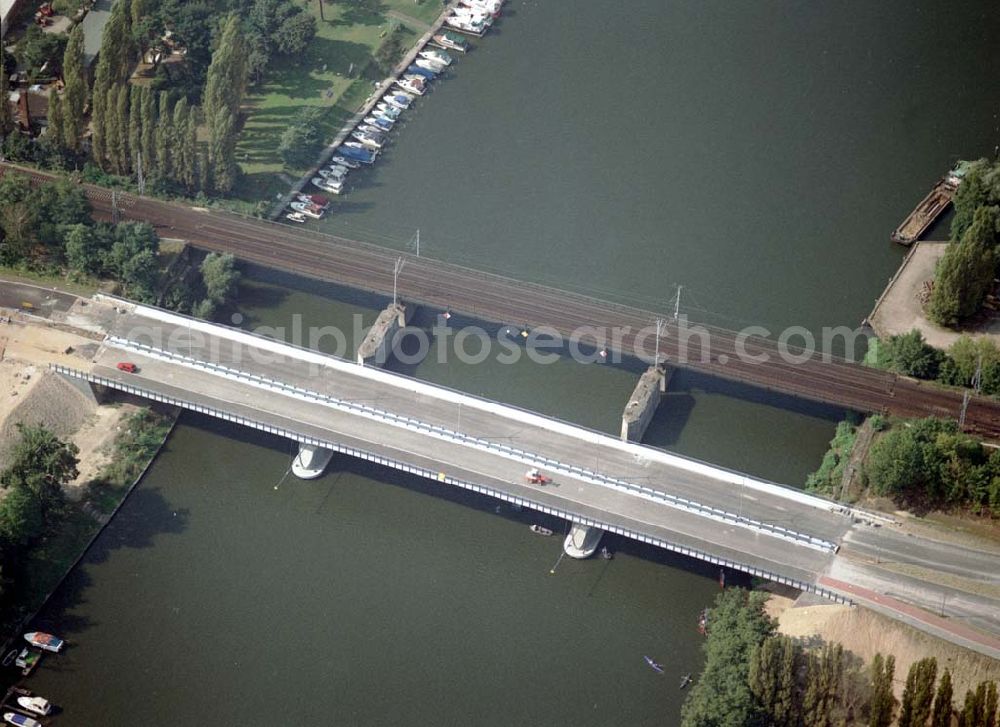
[51,363,854,606]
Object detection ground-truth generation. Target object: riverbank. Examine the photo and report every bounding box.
[233,0,446,203]
[868,241,1000,348]
[769,595,1000,701]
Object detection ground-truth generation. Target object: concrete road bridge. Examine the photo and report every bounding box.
[41,297,1000,659]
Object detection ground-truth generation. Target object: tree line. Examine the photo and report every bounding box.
[867,330,1000,398]
[928,159,1000,328]
[681,588,999,726]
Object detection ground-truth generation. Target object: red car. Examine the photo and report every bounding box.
[116,362,138,373]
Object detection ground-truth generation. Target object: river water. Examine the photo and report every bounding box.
[27,1,1000,724]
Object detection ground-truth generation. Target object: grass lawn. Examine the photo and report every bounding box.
[233,0,443,202]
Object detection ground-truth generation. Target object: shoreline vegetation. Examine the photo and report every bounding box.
[681,588,999,727]
[0,406,177,651]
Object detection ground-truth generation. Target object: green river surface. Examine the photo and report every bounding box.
[26,0,1000,724]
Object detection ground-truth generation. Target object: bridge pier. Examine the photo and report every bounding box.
[620,365,671,442]
[291,444,334,480]
[563,523,603,559]
[356,303,413,367]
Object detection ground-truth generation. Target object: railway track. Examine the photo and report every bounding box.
[5,163,999,438]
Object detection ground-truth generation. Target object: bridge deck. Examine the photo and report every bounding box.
[88,305,855,586]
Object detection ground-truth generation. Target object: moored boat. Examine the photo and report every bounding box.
[364,115,394,131]
[408,62,438,79]
[290,201,325,218]
[311,176,345,194]
[351,129,385,149]
[24,632,63,653]
[285,211,308,223]
[452,5,492,24]
[394,77,425,96]
[297,193,330,208]
[381,93,412,110]
[432,31,469,52]
[446,14,487,36]
[419,48,453,66]
[414,58,445,74]
[331,155,361,169]
[336,144,377,164]
[3,713,41,727]
[462,0,503,16]
[16,695,52,717]
[529,524,554,536]
[375,102,402,119]
[12,649,41,676]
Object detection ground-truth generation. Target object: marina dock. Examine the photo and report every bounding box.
[890,162,970,245]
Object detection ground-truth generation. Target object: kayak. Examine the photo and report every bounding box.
[644,656,664,674]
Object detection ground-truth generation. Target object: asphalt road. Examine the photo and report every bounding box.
[0,278,79,318]
[5,163,999,440]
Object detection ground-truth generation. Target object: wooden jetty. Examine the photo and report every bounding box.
[890,162,971,245]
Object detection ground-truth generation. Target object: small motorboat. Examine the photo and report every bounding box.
[679,674,692,690]
[3,713,41,727]
[331,155,360,169]
[364,115,394,131]
[312,177,344,194]
[529,524,553,536]
[394,77,425,96]
[600,546,613,560]
[336,144,377,164]
[24,632,63,653]
[419,48,453,66]
[418,48,454,66]
[644,656,664,674]
[12,649,41,676]
[16,695,52,717]
[407,63,437,79]
[375,103,402,119]
[297,193,329,208]
[414,59,444,74]
[446,14,487,35]
[382,93,412,110]
[432,31,469,52]
[318,167,348,181]
[290,201,324,219]
[356,124,388,138]
[452,5,492,25]
[351,130,385,149]
[286,211,308,223]
[462,0,503,17]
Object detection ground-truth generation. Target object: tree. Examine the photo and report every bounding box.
[951,160,993,240]
[46,88,66,151]
[0,486,44,550]
[116,82,131,173]
[203,15,247,193]
[986,681,999,727]
[200,252,240,306]
[154,91,173,179]
[0,174,39,264]
[929,207,1000,328]
[883,330,945,379]
[865,428,927,497]
[0,59,14,142]
[171,98,194,188]
[899,657,937,727]
[64,224,104,274]
[932,669,954,727]
[15,25,68,82]
[61,25,87,150]
[272,10,316,55]
[104,84,122,173]
[278,106,323,168]
[681,589,775,727]
[869,653,895,727]
[128,83,143,172]
[0,423,79,519]
[140,86,156,172]
[749,635,801,727]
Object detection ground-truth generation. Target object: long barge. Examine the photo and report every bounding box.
[890,162,970,245]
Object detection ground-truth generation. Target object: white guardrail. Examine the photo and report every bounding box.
[102,331,838,553]
[50,363,853,605]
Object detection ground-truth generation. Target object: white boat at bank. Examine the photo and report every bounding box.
[419,48,453,66]
[16,696,52,717]
[290,201,324,219]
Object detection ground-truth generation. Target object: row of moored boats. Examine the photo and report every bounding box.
[285,0,505,224]
[1,632,65,726]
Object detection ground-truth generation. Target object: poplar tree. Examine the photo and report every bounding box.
[61,25,87,150]
[46,89,65,148]
[748,635,801,727]
[0,65,15,142]
[869,653,895,727]
[117,83,130,173]
[987,681,998,727]
[140,86,155,171]
[899,658,937,727]
[154,91,172,179]
[171,98,192,188]
[931,669,954,727]
[104,84,121,172]
[128,84,142,171]
[91,0,132,168]
[90,89,106,166]
[203,15,247,193]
